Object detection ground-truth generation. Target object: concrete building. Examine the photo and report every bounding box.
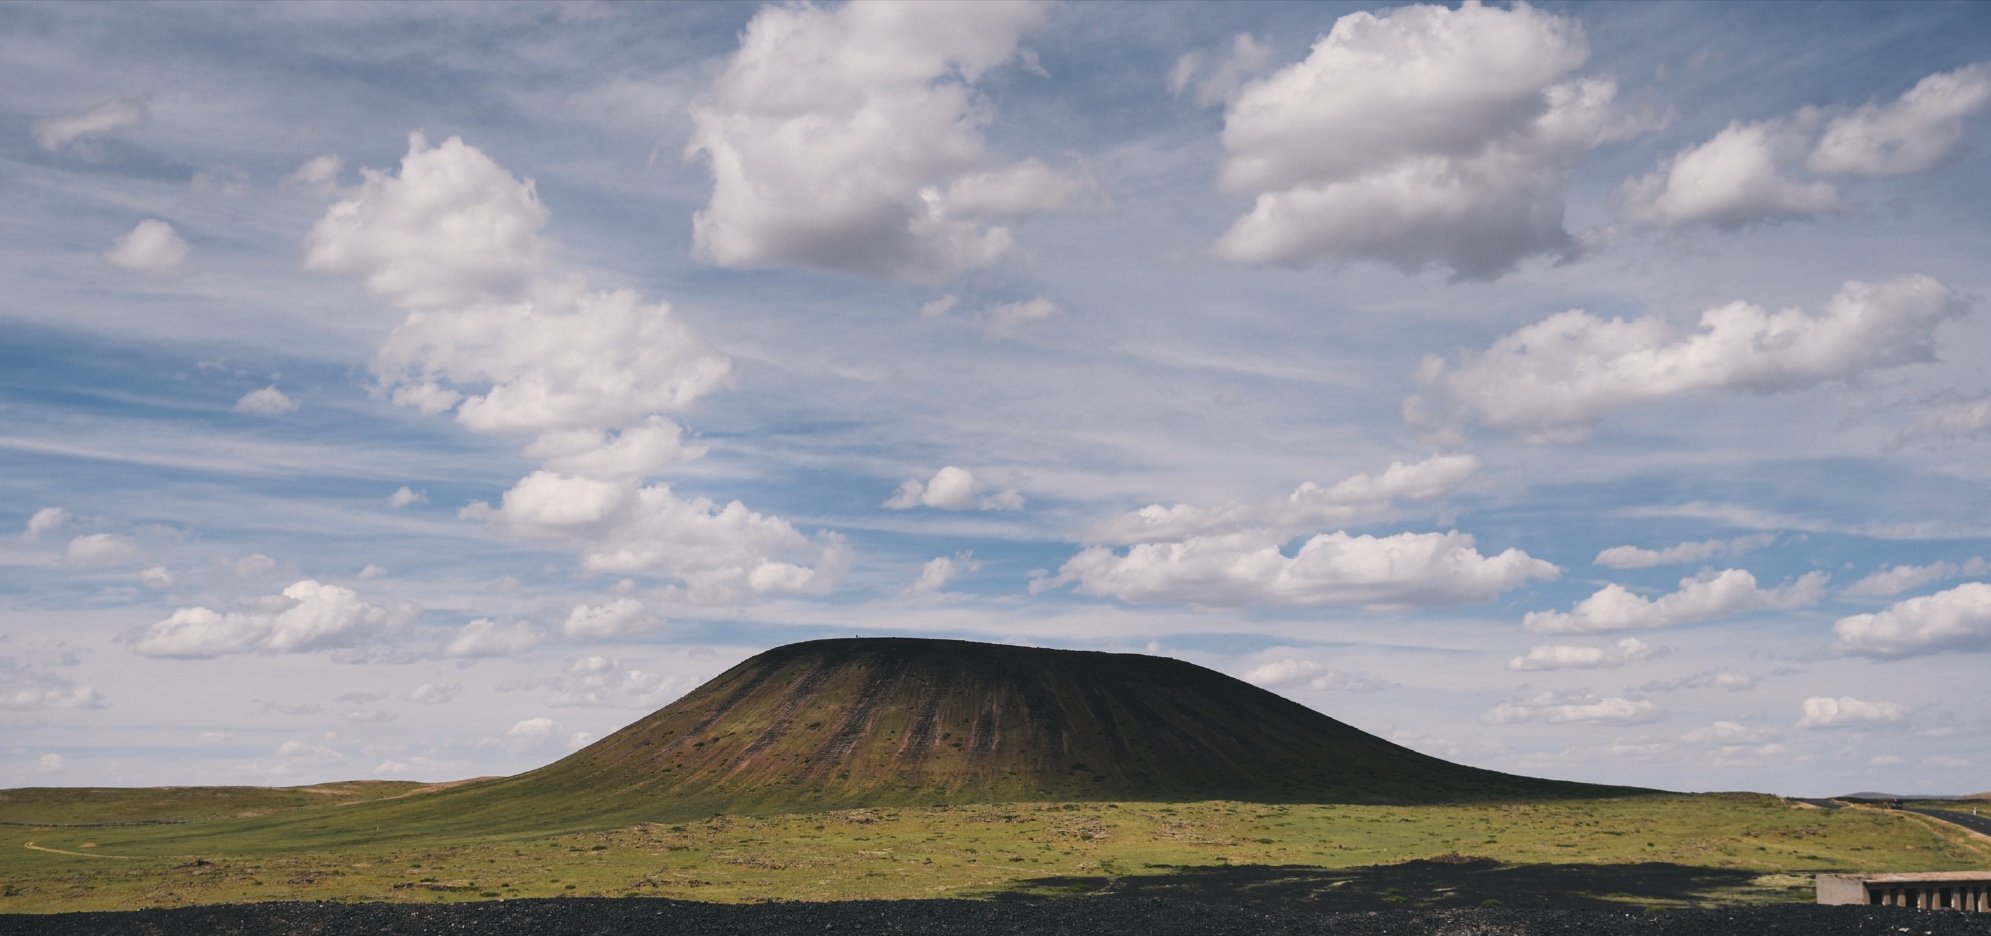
[1817,872,1991,910]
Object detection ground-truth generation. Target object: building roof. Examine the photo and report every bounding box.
[1820,872,1991,884]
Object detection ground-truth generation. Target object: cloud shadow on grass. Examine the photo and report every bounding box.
[994,856,1767,910]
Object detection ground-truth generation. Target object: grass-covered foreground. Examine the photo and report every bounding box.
[3,786,1988,914]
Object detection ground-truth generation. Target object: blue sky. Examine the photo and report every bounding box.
[3,0,1989,796]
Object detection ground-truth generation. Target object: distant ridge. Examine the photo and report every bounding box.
[404,638,1633,831]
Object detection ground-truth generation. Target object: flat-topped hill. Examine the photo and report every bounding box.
[68,639,1633,844]
[446,638,1627,828]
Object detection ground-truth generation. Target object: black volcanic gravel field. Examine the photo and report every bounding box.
[6,898,1991,936]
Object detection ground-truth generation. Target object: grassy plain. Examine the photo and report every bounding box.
[0,782,434,826]
[3,788,1987,914]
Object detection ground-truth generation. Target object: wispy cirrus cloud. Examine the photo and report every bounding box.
[1594,534,1775,570]
[33,98,145,155]
[1841,557,1987,598]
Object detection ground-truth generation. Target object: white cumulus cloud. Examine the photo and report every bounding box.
[442,618,541,659]
[1525,568,1826,634]
[884,465,1022,511]
[226,553,283,580]
[1,658,108,711]
[470,471,849,604]
[918,295,958,319]
[65,532,139,567]
[1302,669,1395,693]
[1045,529,1558,608]
[1213,1,1650,279]
[1170,33,1274,108]
[131,580,416,658]
[536,656,684,709]
[234,385,298,415]
[905,551,980,598]
[1507,637,1656,671]
[687,0,1097,281]
[1896,394,1991,446]
[524,419,706,480]
[404,682,460,705]
[284,154,343,196]
[386,486,426,509]
[1620,117,1840,228]
[1236,659,1393,693]
[305,133,546,308]
[505,717,560,743]
[563,598,657,639]
[1410,275,1966,442]
[1634,668,1764,693]
[1810,63,1991,176]
[374,286,730,446]
[104,219,190,273]
[983,297,1059,337]
[945,162,1108,220]
[1797,695,1908,729]
[1239,658,1325,687]
[1713,742,1789,766]
[1485,690,1658,725]
[1681,721,1767,744]
[308,133,841,603]
[1621,64,1991,230]
[22,507,68,541]
[1833,581,1991,656]
[1090,454,1479,544]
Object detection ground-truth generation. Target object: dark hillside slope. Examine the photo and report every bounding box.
[423,638,1632,831]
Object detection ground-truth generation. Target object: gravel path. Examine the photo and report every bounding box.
[5,898,1991,935]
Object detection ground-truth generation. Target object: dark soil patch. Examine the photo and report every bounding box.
[999,858,1765,909]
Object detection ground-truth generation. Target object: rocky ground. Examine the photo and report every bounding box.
[5,897,1991,935]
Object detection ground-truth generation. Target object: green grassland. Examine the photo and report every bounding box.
[0,781,438,827]
[3,789,1986,913]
